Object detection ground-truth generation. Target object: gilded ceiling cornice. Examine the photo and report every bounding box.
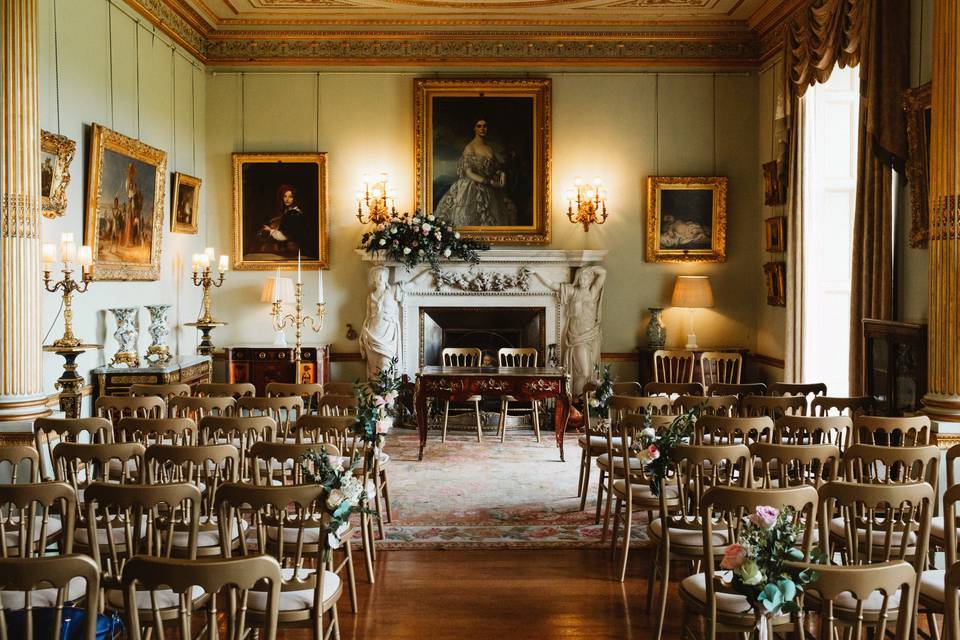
[123,0,209,56]
[749,0,807,62]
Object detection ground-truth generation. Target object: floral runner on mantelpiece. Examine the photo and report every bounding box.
[376,430,650,550]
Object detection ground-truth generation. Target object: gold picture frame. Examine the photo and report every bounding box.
[645,176,727,263]
[414,78,552,245]
[40,130,76,219]
[764,216,786,253]
[903,82,931,249]
[84,123,167,281]
[171,172,201,234]
[763,261,786,306]
[232,152,328,271]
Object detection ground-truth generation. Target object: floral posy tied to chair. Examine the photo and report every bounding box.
[633,407,699,496]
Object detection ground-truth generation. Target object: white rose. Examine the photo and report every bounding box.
[428,214,435,221]
[454,232,461,239]
[403,247,412,255]
[641,427,656,441]
[390,227,397,234]
[326,488,344,510]
[418,249,425,255]
[589,399,599,408]
[366,479,376,503]
[327,521,351,550]
[443,248,452,258]
[422,223,431,232]
[378,238,386,246]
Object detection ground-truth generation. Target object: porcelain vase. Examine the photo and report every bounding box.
[645,307,666,348]
[109,307,140,367]
[145,304,172,363]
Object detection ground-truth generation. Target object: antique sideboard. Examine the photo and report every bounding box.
[91,355,212,404]
[223,344,331,395]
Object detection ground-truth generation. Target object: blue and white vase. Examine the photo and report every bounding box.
[109,307,140,367]
[646,307,666,348]
[145,304,172,363]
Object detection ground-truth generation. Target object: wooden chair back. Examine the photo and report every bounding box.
[609,395,673,421]
[853,415,930,447]
[750,442,840,490]
[193,382,256,398]
[0,445,39,484]
[0,554,99,639]
[167,395,236,421]
[53,442,146,499]
[0,482,76,557]
[774,415,851,451]
[768,381,827,398]
[317,394,359,417]
[643,381,704,397]
[652,350,694,383]
[699,351,742,387]
[442,348,482,367]
[121,554,282,640]
[660,443,752,524]
[34,417,113,481]
[95,396,164,430]
[948,561,960,640]
[249,441,341,486]
[129,383,190,402]
[117,417,198,447]
[794,560,917,640]
[740,394,808,419]
[498,348,537,368]
[842,444,940,487]
[199,415,278,465]
[673,394,737,416]
[610,382,643,396]
[266,382,325,414]
[323,382,355,396]
[238,396,304,439]
[706,382,767,398]
[943,484,960,568]
[811,395,875,417]
[947,442,960,488]
[695,415,774,446]
[612,413,654,499]
[293,416,362,462]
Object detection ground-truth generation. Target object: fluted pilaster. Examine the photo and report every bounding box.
[0,0,50,421]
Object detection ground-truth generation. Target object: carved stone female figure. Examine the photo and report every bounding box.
[360,266,403,378]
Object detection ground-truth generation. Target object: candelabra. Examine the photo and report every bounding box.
[356,172,398,225]
[565,177,608,232]
[185,249,229,355]
[271,282,325,364]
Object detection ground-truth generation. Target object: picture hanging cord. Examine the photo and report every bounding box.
[315,72,320,153]
[171,45,176,167]
[192,69,196,174]
[108,3,114,128]
[240,73,245,152]
[653,74,659,176]
[135,24,141,139]
[713,73,718,176]
[53,0,61,134]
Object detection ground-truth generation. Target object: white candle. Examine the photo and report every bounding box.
[204,247,215,263]
[318,269,324,303]
[218,255,229,272]
[60,232,74,243]
[273,269,281,303]
[76,246,93,269]
[297,251,301,284]
[191,254,199,271]
[198,253,210,270]
[60,239,76,263]
[42,243,56,266]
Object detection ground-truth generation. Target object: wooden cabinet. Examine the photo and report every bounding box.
[224,345,330,396]
[862,319,927,415]
[92,355,212,403]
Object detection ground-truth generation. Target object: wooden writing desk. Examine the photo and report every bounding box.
[414,366,572,462]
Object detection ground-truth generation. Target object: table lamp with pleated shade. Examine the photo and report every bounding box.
[671,275,714,349]
[260,276,295,346]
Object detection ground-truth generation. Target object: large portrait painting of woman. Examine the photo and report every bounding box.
[84,123,166,281]
[645,176,728,263]
[232,153,328,270]
[415,79,551,244]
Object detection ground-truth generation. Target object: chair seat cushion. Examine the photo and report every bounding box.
[597,453,643,472]
[267,522,352,545]
[679,572,753,615]
[828,517,917,546]
[648,518,729,548]
[171,517,248,550]
[2,515,62,547]
[577,435,622,452]
[931,516,960,544]
[247,567,340,612]
[107,584,205,610]
[75,516,149,546]
[611,480,676,504]
[0,576,87,610]
[806,585,902,613]
[920,569,945,604]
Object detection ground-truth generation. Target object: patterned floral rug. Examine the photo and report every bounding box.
[378,429,651,550]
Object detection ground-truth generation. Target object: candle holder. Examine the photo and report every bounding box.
[42,344,100,418]
[191,265,226,324]
[356,172,398,225]
[43,261,92,348]
[565,177,608,232]
[271,282,325,364]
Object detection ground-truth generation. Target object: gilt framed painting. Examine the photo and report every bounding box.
[171,172,201,234]
[414,78,551,245]
[763,261,786,306]
[40,130,76,219]
[645,176,727,263]
[84,123,166,281]
[232,153,328,270]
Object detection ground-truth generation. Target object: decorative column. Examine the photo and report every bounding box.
[923,0,960,434]
[0,0,51,422]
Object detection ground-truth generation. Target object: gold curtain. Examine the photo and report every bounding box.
[787,0,865,95]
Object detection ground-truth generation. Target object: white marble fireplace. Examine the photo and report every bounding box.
[358,249,607,392]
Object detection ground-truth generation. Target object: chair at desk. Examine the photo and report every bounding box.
[440,348,483,443]
[497,348,540,443]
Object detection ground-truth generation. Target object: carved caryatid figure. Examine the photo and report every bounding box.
[360,266,403,378]
[535,265,606,395]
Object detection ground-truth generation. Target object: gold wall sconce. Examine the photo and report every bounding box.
[565,177,608,232]
[356,172,398,225]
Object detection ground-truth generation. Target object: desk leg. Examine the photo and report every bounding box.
[415,380,428,461]
[554,394,571,462]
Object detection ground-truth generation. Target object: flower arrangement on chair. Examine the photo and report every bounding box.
[633,407,699,496]
[299,448,376,557]
[358,211,489,274]
[354,357,403,450]
[719,505,822,638]
[588,364,614,420]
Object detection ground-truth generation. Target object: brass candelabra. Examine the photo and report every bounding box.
[43,259,92,348]
[356,172,397,225]
[191,265,226,324]
[186,251,229,355]
[271,282,325,364]
[565,177,608,232]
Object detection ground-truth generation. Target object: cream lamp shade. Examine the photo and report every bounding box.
[260,277,295,304]
[671,275,713,349]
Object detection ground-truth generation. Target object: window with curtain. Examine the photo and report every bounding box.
[801,64,860,396]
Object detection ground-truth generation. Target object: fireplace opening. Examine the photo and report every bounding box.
[420,307,546,367]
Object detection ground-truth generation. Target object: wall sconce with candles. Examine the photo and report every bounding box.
[184,247,229,355]
[566,177,608,232]
[356,172,398,225]
[41,233,101,419]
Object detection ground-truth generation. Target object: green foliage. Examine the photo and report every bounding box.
[359,211,490,274]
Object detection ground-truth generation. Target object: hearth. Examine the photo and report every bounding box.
[420,306,545,367]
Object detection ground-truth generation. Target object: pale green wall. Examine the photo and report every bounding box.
[37,0,208,401]
[204,70,760,381]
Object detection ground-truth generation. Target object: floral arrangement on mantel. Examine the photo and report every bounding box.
[299,448,375,553]
[353,357,403,451]
[719,505,821,636]
[633,407,699,497]
[358,211,490,274]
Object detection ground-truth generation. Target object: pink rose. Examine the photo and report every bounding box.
[383,391,398,405]
[375,419,392,434]
[720,543,747,570]
[373,394,387,407]
[749,505,779,529]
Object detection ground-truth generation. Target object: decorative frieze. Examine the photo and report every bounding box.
[432,268,532,292]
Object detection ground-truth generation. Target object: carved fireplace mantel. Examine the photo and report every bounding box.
[357,249,608,394]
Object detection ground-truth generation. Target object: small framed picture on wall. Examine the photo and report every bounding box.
[763,261,786,306]
[764,216,786,253]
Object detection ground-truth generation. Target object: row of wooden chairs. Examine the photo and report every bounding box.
[653,350,747,387]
